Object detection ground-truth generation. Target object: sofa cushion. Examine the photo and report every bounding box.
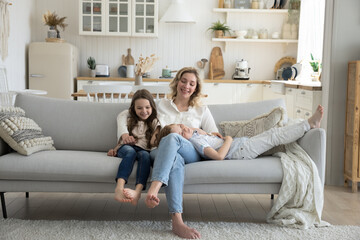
[185,157,283,184]
[0,151,121,183]
[0,106,55,155]
[219,107,285,138]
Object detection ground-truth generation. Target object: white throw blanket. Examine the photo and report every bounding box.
[266,141,329,229]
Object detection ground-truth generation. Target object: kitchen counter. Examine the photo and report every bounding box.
[75,77,322,90]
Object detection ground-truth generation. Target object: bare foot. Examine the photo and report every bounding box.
[145,194,160,208]
[308,104,324,129]
[123,188,141,206]
[114,187,131,203]
[172,213,201,239]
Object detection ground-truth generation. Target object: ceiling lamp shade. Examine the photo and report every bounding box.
[160,0,196,23]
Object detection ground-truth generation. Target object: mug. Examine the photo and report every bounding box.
[162,68,172,78]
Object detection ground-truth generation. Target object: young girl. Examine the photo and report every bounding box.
[108,89,160,205]
[156,105,324,161]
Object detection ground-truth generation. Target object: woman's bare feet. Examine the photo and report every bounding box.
[145,181,162,208]
[308,104,324,129]
[172,213,201,239]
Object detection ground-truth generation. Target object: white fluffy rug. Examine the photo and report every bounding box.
[1,219,360,240]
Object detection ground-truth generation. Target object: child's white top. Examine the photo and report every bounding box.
[189,131,248,160]
[117,98,218,140]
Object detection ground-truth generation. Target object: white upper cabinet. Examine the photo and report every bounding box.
[79,0,158,37]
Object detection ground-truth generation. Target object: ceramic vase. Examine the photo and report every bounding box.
[135,75,142,85]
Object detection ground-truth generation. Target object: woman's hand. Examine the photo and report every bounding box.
[211,132,223,139]
[121,133,137,145]
[107,149,117,157]
[224,136,233,142]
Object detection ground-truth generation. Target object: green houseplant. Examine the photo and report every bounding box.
[208,20,231,38]
[87,57,96,77]
[310,53,321,81]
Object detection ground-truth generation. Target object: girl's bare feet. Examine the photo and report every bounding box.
[114,187,131,203]
[123,186,142,206]
[308,104,324,129]
[172,213,201,239]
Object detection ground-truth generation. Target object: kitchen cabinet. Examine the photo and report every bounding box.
[294,89,322,119]
[202,82,238,105]
[262,84,286,101]
[79,0,158,37]
[238,83,263,103]
[284,87,297,119]
[344,61,360,192]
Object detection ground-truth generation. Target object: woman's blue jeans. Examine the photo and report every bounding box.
[150,133,201,213]
[116,144,151,190]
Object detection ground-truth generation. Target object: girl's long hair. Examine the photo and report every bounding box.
[128,89,158,149]
[169,67,203,107]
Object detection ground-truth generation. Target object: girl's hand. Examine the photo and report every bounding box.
[211,132,223,139]
[121,133,136,145]
[224,136,233,142]
[107,149,116,157]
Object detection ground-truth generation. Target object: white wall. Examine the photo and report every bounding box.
[30,0,296,81]
[0,0,34,90]
[322,0,360,186]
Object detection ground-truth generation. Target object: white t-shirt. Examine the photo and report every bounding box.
[117,98,218,140]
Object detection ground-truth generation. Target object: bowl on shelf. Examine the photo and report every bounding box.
[235,30,247,39]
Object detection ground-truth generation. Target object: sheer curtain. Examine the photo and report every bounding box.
[296,0,325,83]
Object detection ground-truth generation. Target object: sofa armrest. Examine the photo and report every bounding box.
[297,128,326,185]
[0,138,11,156]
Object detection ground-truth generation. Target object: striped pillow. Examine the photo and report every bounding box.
[0,106,55,155]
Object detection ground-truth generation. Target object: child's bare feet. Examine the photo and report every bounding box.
[123,188,141,206]
[308,104,324,129]
[114,187,131,203]
[172,213,201,239]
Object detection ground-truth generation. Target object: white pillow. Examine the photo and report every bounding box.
[219,107,286,155]
[0,106,55,155]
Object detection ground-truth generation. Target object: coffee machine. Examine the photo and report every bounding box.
[232,59,250,80]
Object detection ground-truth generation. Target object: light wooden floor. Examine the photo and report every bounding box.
[1,186,359,225]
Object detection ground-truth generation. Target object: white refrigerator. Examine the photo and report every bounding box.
[29,42,78,99]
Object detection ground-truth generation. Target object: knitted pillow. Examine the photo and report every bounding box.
[0,106,55,155]
[219,107,286,155]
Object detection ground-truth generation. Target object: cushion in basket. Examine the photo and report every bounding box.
[0,106,55,155]
[219,107,286,155]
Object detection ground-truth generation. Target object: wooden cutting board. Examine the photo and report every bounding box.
[208,47,225,79]
[125,48,134,65]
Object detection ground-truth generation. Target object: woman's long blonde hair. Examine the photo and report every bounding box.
[169,67,202,107]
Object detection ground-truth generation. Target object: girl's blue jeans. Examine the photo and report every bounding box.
[116,144,151,190]
[150,133,201,213]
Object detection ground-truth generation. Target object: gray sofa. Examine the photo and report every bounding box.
[0,94,326,218]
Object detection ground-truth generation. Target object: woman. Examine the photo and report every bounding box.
[117,67,219,239]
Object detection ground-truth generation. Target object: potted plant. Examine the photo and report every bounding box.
[87,57,96,78]
[208,20,231,38]
[310,53,321,81]
[43,11,68,39]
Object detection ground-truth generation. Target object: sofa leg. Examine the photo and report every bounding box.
[0,192,7,219]
[25,192,29,198]
[271,194,274,199]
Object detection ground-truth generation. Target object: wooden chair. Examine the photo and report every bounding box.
[132,84,170,100]
[83,84,133,103]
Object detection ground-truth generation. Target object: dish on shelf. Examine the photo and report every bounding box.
[117,65,127,77]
